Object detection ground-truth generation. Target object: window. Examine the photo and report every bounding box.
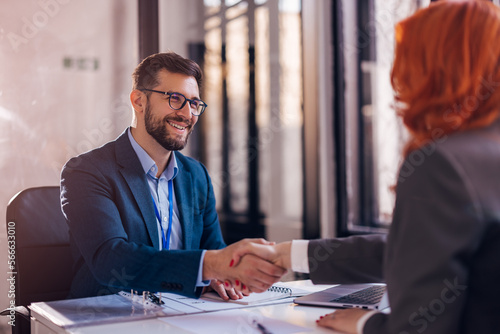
[339,0,430,234]
[202,0,304,243]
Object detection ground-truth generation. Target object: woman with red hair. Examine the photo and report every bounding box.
[315,1,500,333]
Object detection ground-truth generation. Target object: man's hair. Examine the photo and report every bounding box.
[132,52,203,91]
[391,1,500,155]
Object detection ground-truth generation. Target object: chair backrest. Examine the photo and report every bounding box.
[6,186,73,307]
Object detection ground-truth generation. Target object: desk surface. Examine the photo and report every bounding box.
[32,281,343,334]
[63,303,338,334]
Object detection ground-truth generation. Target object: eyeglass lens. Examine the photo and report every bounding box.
[169,93,204,115]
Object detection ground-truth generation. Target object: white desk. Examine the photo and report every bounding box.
[31,281,342,334]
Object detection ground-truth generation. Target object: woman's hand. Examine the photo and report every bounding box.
[316,309,370,334]
[205,279,245,301]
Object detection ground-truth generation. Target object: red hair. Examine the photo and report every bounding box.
[391,1,500,156]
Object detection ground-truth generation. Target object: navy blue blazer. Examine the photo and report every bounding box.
[60,129,225,299]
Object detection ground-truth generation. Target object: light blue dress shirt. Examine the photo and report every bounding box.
[127,129,208,288]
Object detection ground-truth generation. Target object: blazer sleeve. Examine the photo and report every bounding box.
[308,235,386,284]
[363,149,482,334]
[61,155,206,298]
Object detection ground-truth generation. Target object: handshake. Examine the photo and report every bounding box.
[202,239,293,300]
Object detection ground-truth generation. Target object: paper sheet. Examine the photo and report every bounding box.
[159,290,298,312]
[160,309,312,334]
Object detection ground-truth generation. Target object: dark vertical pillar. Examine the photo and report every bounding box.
[188,42,207,163]
[302,3,321,240]
[138,0,159,61]
[221,45,231,214]
[247,46,259,224]
[357,0,376,226]
[332,0,348,237]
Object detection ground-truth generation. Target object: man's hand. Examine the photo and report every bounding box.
[205,279,245,301]
[203,239,287,293]
[229,241,293,269]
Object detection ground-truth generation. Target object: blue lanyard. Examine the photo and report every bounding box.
[150,179,174,250]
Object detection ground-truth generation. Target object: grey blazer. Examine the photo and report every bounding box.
[308,120,500,333]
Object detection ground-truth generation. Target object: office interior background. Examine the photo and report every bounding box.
[7,0,500,331]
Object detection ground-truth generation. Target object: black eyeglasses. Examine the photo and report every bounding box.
[141,89,207,116]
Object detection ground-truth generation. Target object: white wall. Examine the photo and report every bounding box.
[0,0,137,331]
[159,0,204,56]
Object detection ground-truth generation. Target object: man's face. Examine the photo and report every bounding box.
[144,70,199,151]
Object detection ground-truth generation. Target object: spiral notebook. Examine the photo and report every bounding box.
[202,283,309,305]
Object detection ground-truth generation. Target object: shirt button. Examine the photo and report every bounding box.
[163,217,168,222]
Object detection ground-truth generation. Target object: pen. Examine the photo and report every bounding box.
[252,320,273,334]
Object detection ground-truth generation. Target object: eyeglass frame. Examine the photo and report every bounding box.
[140,88,207,116]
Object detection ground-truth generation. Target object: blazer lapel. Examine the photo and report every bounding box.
[115,131,160,250]
[173,154,194,249]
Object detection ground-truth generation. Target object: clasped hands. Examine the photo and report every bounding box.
[202,239,292,300]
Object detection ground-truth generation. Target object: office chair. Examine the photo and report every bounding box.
[1,186,73,334]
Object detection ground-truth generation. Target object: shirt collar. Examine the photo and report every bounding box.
[127,127,178,181]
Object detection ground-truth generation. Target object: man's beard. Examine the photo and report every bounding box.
[144,103,193,151]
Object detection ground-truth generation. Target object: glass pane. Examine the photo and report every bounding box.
[203,21,224,207]
[370,1,419,224]
[205,0,222,7]
[260,0,303,239]
[226,14,249,213]
[226,0,244,6]
[278,1,302,219]
[226,1,248,20]
[279,0,301,12]
[204,0,221,15]
[256,5,271,215]
[347,0,428,229]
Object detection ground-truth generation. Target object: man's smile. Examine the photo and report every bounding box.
[167,120,188,131]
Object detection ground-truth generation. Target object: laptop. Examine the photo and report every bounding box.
[294,283,389,310]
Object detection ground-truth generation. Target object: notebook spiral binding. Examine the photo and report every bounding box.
[267,286,293,295]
